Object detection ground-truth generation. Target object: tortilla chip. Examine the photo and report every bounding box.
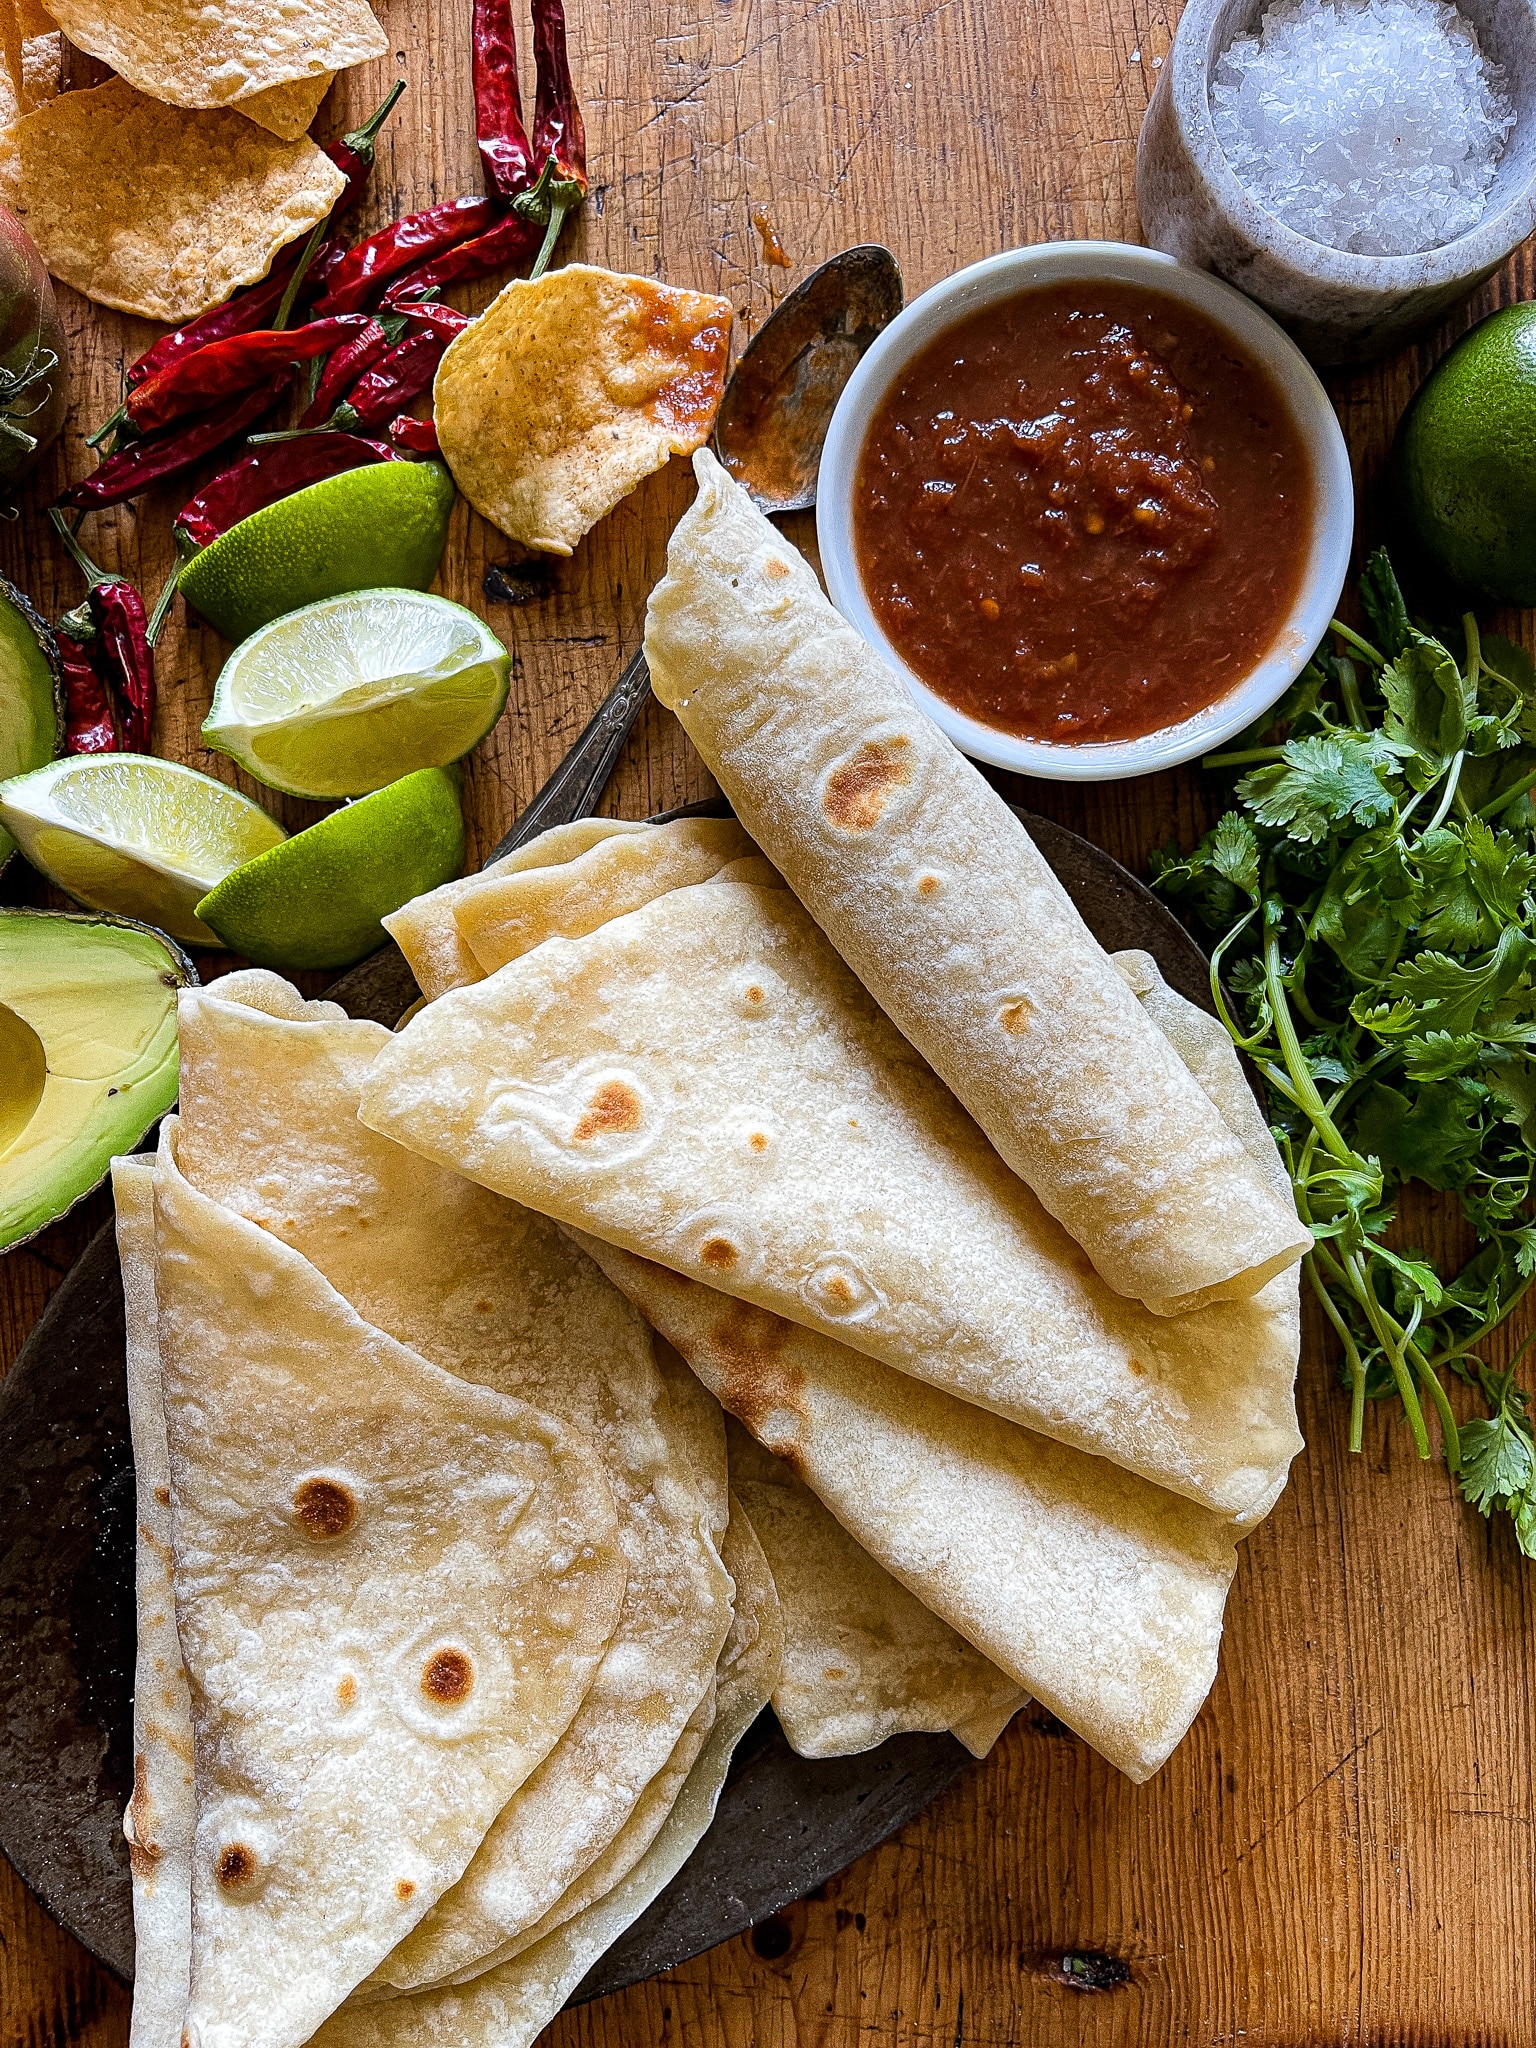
[14,77,344,321]
[435,264,733,555]
[239,69,335,141]
[44,0,383,111]
[725,1418,1026,1760]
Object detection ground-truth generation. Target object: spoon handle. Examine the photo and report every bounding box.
[490,645,653,862]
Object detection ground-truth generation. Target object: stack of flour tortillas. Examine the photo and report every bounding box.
[0,0,385,318]
[115,453,1305,2047]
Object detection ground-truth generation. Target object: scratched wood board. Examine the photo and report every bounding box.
[3,0,1536,2041]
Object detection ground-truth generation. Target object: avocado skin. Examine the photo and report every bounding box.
[0,910,195,1252]
[0,575,63,871]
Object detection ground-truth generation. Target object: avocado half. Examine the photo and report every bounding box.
[0,575,62,870]
[0,908,196,1252]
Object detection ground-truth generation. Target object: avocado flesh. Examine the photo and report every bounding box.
[0,910,195,1250]
[0,578,63,870]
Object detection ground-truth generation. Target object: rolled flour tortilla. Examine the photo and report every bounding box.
[642,449,1310,1315]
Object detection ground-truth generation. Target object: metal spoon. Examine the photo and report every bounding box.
[330,246,904,1023]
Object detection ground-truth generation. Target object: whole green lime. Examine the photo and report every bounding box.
[194,766,464,970]
[179,459,457,644]
[1395,305,1536,606]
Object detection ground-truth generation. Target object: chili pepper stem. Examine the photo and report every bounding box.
[48,505,111,590]
[85,404,126,450]
[275,220,330,332]
[343,77,407,154]
[145,547,190,647]
[528,200,572,281]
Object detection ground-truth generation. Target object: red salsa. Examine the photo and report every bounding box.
[852,281,1314,744]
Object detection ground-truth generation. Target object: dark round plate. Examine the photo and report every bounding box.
[0,806,1211,1997]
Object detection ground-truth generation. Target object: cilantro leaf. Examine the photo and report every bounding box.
[1359,548,1411,661]
[1210,811,1259,898]
[1464,817,1536,926]
[1351,1078,1486,1189]
[1386,926,1536,1033]
[1401,1030,1484,1079]
[1238,733,1400,845]
[1380,633,1475,781]
[1459,1406,1535,1517]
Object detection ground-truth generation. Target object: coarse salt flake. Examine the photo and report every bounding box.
[1210,0,1515,257]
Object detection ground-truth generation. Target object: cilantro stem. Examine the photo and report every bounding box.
[1475,765,1536,822]
[1262,907,1354,1167]
[1330,619,1386,669]
[1419,750,1466,837]
[1204,745,1287,769]
[1345,1248,1432,1457]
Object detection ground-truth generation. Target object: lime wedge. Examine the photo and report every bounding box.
[195,767,465,970]
[178,459,457,645]
[0,754,286,946]
[202,588,510,800]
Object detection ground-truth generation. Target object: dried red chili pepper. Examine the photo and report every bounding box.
[313,196,501,317]
[56,376,293,512]
[58,631,118,754]
[473,0,534,200]
[50,512,157,750]
[324,79,408,218]
[389,413,440,454]
[336,329,451,430]
[381,209,543,305]
[173,432,402,552]
[120,239,329,400]
[299,313,407,427]
[125,315,372,434]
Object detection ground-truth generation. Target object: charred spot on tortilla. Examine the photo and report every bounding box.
[572,1078,644,1141]
[293,1475,357,1540]
[700,1235,738,1271]
[916,872,943,897]
[705,1301,807,1468]
[154,1483,170,1505]
[396,1879,416,1901]
[999,996,1033,1035]
[127,1752,161,1875]
[336,1675,359,1709]
[748,1130,771,1153]
[216,1842,259,1891]
[474,1296,495,1313]
[822,736,913,833]
[421,1647,475,1704]
[764,556,792,581]
[744,984,766,1007]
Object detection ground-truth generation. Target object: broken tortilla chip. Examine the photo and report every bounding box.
[434,264,733,555]
[43,0,382,114]
[14,78,345,321]
[238,70,336,142]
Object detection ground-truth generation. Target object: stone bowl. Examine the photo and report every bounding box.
[1136,0,1536,365]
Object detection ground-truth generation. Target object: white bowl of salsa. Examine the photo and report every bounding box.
[816,240,1354,781]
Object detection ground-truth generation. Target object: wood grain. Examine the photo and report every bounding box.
[4,0,1536,2040]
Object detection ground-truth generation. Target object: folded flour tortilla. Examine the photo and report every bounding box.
[723,1417,1026,1760]
[359,880,1301,1519]
[641,449,1310,1315]
[114,1159,195,2048]
[311,1499,784,2048]
[150,1125,627,2048]
[171,973,732,1997]
[385,818,650,1003]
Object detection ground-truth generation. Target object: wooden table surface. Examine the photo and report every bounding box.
[4,0,1536,2041]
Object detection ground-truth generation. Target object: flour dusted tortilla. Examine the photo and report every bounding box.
[358,880,1301,1519]
[724,1418,1025,1760]
[454,816,752,979]
[311,1501,783,2048]
[150,1126,626,2048]
[386,818,651,1003]
[114,1158,195,2048]
[642,450,1310,1315]
[172,975,731,1997]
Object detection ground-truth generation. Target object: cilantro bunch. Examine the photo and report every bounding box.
[1155,553,1536,1556]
